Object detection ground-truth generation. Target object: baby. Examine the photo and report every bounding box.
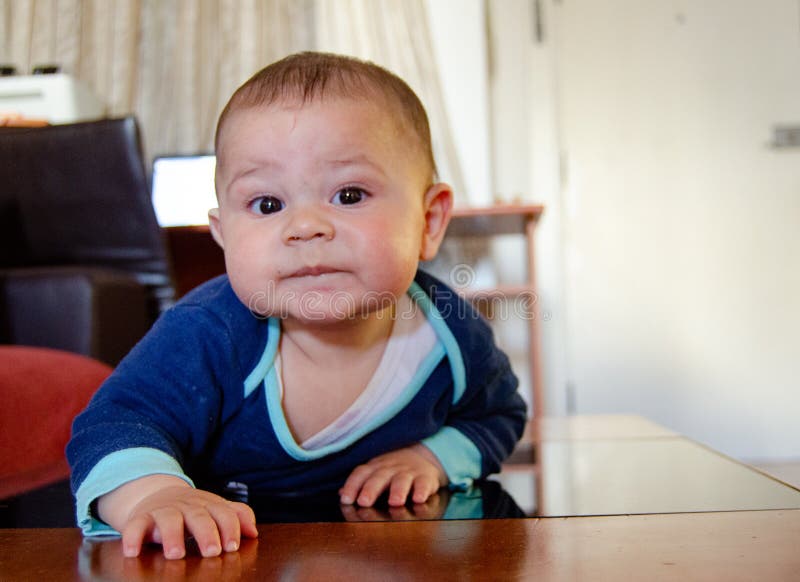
[68,52,527,560]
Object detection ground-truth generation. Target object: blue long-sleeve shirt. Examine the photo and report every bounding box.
[67,270,527,534]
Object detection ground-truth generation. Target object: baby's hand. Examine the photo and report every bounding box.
[98,475,258,560]
[339,444,448,507]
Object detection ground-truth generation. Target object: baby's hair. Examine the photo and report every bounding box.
[215,51,437,180]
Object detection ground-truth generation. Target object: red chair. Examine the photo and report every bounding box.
[0,346,111,525]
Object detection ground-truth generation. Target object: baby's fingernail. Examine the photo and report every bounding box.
[204,544,221,557]
[340,494,352,504]
[226,541,239,552]
[123,546,138,558]
[165,547,184,560]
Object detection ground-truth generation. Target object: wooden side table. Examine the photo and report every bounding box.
[445,204,545,419]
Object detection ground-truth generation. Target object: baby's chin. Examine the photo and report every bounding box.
[256,296,400,326]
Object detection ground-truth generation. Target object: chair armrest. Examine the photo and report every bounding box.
[0,266,152,366]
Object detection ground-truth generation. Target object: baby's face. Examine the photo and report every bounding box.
[211,98,435,323]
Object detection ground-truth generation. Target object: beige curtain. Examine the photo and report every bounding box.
[0,0,466,202]
[0,0,313,159]
[133,0,315,158]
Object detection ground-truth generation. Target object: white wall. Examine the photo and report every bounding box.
[486,0,571,417]
[430,0,799,462]
[552,0,800,460]
[425,0,491,206]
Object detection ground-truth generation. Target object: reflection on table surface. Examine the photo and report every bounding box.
[247,479,526,523]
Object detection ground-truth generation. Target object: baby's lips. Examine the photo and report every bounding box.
[290,265,339,278]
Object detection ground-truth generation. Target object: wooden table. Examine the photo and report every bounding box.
[4,415,799,579]
[1,510,798,580]
[500,415,800,517]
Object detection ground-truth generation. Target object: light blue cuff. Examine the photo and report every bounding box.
[75,448,194,537]
[442,486,484,520]
[421,426,482,489]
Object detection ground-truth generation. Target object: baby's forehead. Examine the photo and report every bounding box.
[217,95,419,152]
[231,92,401,124]
[215,100,434,184]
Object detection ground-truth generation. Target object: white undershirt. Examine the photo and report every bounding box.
[275,292,438,450]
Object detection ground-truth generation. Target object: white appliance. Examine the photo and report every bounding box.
[0,74,104,123]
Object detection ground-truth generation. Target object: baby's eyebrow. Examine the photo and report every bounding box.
[327,155,387,177]
[224,159,282,187]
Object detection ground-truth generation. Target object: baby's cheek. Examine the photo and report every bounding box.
[227,271,274,316]
[370,253,419,296]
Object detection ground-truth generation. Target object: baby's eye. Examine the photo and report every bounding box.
[332,187,366,206]
[249,196,284,215]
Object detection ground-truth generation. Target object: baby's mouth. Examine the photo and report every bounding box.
[287,265,340,278]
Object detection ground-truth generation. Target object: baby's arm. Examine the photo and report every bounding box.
[341,312,526,508]
[339,443,447,507]
[67,303,265,557]
[98,474,258,559]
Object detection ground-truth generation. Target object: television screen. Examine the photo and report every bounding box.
[151,155,217,227]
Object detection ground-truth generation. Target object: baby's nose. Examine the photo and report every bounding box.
[282,207,334,243]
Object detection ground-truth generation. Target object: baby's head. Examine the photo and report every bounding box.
[210,52,452,323]
[215,52,436,186]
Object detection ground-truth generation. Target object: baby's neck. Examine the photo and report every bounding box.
[280,304,396,368]
[278,304,398,443]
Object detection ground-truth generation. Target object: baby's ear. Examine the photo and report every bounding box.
[419,183,454,261]
[208,208,225,249]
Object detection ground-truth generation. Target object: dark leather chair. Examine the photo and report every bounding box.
[0,117,174,365]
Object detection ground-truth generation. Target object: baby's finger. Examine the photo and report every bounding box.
[411,475,439,504]
[339,463,375,505]
[151,507,189,559]
[121,513,155,557]
[182,506,222,557]
[387,472,414,507]
[231,502,259,539]
[206,502,241,553]
[355,468,395,507]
